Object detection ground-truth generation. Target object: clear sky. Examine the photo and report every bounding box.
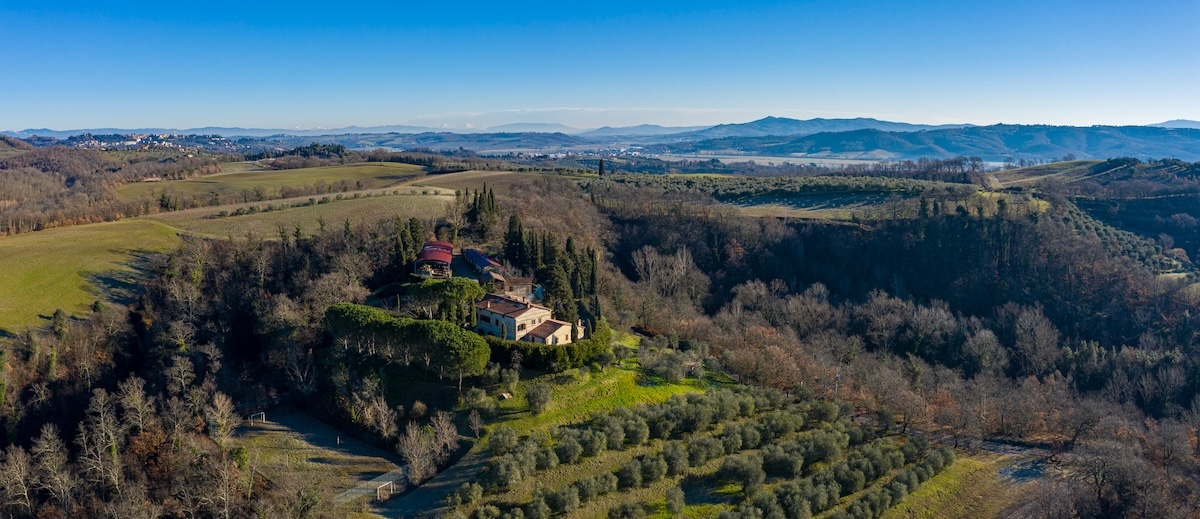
[1,0,1198,130]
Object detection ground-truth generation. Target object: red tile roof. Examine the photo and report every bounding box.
[527,319,571,339]
[476,294,549,317]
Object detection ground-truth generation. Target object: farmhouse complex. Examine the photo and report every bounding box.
[474,293,575,345]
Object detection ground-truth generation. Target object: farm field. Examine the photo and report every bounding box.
[0,219,182,333]
[415,170,580,196]
[117,162,427,200]
[990,160,1101,187]
[144,189,454,238]
[880,454,1029,519]
[726,192,897,219]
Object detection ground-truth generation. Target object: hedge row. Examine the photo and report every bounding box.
[485,319,612,371]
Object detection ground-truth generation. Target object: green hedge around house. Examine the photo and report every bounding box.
[486,319,613,371]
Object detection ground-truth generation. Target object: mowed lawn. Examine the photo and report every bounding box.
[117,162,428,200]
[0,220,182,333]
[145,191,454,238]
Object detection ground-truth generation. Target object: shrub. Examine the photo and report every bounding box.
[641,454,668,484]
[536,447,559,470]
[473,505,502,519]
[608,503,647,519]
[666,486,686,515]
[688,436,724,467]
[625,416,650,446]
[580,430,607,457]
[662,441,689,476]
[548,486,580,514]
[719,453,765,495]
[763,444,804,478]
[556,436,583,464]
[618,459,643,488]
[527,382,553,415]
[490,426,519,455]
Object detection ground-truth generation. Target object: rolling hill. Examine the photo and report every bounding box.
[665,125,1200,161]
[1152,119,1200,130]
[670,116,972,140]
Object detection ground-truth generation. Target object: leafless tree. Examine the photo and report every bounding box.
[166,355,196,397]
[0,445,34,514]
[397,421,435,485]
[32,423,75,509]
[162,395,193,446]
[205,392,240,450]
[431,411,459,463]
[118,376,156,433]
[468,410,484,438]
[1013,307,1060,376]
[77,388,125,493]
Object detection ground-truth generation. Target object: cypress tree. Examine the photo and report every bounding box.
[588,249,599,296]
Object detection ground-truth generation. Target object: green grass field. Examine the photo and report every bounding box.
[145,191,454,238]
[495,366,705,436]
[880,454,1025,519]
[0,220,183,333]
[117,162,427,200]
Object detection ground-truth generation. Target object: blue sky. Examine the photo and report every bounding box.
[1,0,1197,130]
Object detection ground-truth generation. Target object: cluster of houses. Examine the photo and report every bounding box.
[413,240,577,345]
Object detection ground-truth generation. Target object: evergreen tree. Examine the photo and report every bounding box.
[588,249,600,296]
[505,215,525,269]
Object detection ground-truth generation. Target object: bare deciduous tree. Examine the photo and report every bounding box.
[77,388,125,492]
[468,410,484,438]
[118,376,156,433]
[166,355,196,397]
[205,392,240,450]
[0,445,34,514]
[397,421,435,485]
[431,411,459,463]
[32,423,74,509]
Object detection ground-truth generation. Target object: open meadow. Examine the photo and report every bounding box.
[144,189,454,238]
[117,161,427,200]
[0,219,182,333]
[414,170,583,196]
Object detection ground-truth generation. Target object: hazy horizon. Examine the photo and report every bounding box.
[2,1,1198,130]
[5,109,1198,135]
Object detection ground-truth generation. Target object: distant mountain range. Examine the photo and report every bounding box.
[0,116,967,140]
[668,116,972,140]
[1151,120,1200,130]
[6,117,1200,161]
[661,125,1200,162]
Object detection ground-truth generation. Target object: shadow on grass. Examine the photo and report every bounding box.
[84,248,162,306]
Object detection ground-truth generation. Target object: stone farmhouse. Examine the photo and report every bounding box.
[474,293,574,345]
